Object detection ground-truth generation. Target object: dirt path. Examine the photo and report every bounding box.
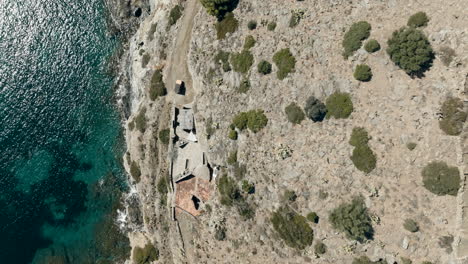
[165,0,200,106]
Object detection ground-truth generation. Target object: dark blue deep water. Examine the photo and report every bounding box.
[0,1,130,263]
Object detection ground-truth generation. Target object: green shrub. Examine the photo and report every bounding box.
[421,262,433,264]
[141,53,151,68]
[158,129,170,145]
[233,110,268,133]
[135,107,147,133]
[352,256,387,264]
[228,129,238,140]
[238,78,250,93]
[257,60,272,75]
[304,96,327,122]
[227,150,237,165]
[130,161,141,183]
[349,127,370,147]
[283,189,297,202]
[169,5,183,26]
[246,109,268,133]
[439,46,456,66]
[273,48,296,80]
[329,197,373,242]
[403,219,419,232]
[387,27,434,77]
[133,244,159,264]
[214,226,226,241]
[285,102,305,124]
[271,206,314,249]
[243,35,256,50]
[214,50,231,72]
[268,21,277,31]
[232,112,249,130]
[342,21,371,58]
[364,39,381,53]
[439,97,467,136]
[307,212,319,223]
[231,50,254,74]
[351,145,377,173]
[247,20,257,30]
[241,180,255,194]
[236,198,255,220]
[218,174,241,206]
[216,12,238,39]
[289,10,304,28]
[149,70,167,100]
[407,12,429,28]
[325,92,353,119]
[422,161,460,196]
[314,241,326,255]
[400,257,412,264]
[200,0,238,20]
[406,142,417,150]
[205,117,216,139]
[354,64,373,82]
[157,176,168,205]
[233,162,247,180]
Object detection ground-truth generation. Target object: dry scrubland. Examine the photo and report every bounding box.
[120,0,468,263]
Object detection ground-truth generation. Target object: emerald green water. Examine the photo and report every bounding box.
[0,0,130,263]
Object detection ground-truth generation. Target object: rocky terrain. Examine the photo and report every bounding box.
[117,0,468,263]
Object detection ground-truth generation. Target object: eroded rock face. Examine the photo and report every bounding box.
[120,0,468,263]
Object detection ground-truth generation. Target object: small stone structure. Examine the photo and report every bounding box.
[170,103,214,218]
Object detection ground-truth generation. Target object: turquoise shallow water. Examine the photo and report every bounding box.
[0,0,130,263]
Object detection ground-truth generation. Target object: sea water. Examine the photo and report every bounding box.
[0,0,129,263]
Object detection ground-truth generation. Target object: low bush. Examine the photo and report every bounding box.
[349,127,370,147]
[351,145,377,173]
[271,206,314,249]
[169,5,183,26]
[329,197,373,242]
[243,35,256,50]
[422,161,460,196]
[238,78,250,93]
[247,20,257,30]
[232,110,268,133]
[307,212,319,223]
[439,97,467,136]
[218,174,241,206]
[135,107,147,133]
[246,109,268,133]
[439,235,454,253]
[406,142,417,151]
[133,244,159,264]
[325,92,353,119]
[205,117,216,139]
[157,176,168,205]
[364,39,380,53]
[130,161,141,183]
[407,11,429,28]
[400,257,412,264]
[233,162,247,179]
[314,241,326,255]
[342,21,371,58]
[352,256,387,264]
[304,96,327,122]
[227,150,237,165]
[354,64,372,82]
[158,129,170,145]
[228,129,238,140]
[141,53,151,68]
[200,0,238,20]
[289,11,303,28]
[149,70,167,100]
[387,27,434,77]
[421,262,433,264]
[267,21,277,31]
[273,48,296,80]
[241,180,255,194]
[283,190,297,202]
[257,60,272,75]
[231,50,254,74]
[216,12,238,40]
[214,50,231,72]
[439,46,456,66]
[214,226,226,241]
[285,102,305,124]
[403,219,419,232]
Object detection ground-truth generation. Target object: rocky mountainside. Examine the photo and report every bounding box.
[119,0,468,263]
